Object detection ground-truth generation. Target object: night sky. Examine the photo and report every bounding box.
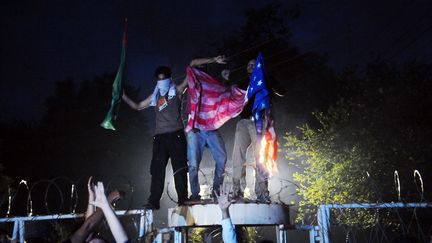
[1,0,431,122]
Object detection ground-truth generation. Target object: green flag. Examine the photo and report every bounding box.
[101,20,128,130]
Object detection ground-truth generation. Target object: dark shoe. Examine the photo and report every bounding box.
[232,196,246,203]
[177,198,187,206]
[256,195,271,204]
[210,194,218,203]
[189,195,201,201]
[183,195,201,205]
[143,202,160,210]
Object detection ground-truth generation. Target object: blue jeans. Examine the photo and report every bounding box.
[187,130,227,198]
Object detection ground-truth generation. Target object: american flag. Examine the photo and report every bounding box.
[185,67,246,132]
[247,53,278,174]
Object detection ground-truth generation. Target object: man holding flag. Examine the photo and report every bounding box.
[122,66,188,210]
[232,53,284,203]
[186,55,246,201]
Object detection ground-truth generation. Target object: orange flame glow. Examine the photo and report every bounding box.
[258,134,278,176]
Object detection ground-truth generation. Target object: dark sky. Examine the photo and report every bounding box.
[1,0,431,121]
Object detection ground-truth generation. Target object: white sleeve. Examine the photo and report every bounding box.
[221,218,237,243]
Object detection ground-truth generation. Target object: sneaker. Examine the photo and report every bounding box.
[142,202,160,210]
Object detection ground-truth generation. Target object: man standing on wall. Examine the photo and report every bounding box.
[122,66,188,209]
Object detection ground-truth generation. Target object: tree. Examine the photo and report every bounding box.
[284,59,432,228]
[210,3,338,122]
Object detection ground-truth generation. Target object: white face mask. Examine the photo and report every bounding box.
[156,78,171,96]
[149,78,176,107]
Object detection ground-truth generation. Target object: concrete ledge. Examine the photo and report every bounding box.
[168,203,289,227]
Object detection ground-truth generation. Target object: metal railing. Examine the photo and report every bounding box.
[0,209,152,243]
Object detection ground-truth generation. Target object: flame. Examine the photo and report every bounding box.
[258,133,278,176]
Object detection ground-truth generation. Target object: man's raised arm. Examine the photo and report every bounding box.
[122,93,152,110]
[190,55,227,67]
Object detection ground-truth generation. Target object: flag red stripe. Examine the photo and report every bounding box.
[185,67,246,132]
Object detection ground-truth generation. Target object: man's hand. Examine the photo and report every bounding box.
[214,55,227,64]
[89,182,110,210]
[215,184,235,219]
[87,176,95,202]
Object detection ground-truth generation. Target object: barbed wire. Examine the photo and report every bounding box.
[0,176,136,217]
[1,168,429,239]
[330,205,431,243]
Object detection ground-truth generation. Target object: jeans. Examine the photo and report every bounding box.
[187,130,227,198]
[231,119,269,199]
[148,129,188,208]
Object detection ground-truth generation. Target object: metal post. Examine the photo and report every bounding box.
[277,224,287,243]
[309,228,316,243]
[12,220,19,241]
[317,205,330,243]
[182,228,188,243]
[173,228,182,243]
[138,209,153,238]
[19,220,24,243]
[146,210,153,233]
[139,211,145,238]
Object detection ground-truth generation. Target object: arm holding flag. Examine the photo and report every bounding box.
[190,55,227,67]
[176,77,188,94]
[185,60,246,132]
[122,93,152,111]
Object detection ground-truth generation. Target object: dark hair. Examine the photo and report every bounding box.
[154,66,172,79]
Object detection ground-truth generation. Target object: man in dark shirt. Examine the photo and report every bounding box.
[122,66,188,209]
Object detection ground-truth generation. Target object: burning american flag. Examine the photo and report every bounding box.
[247,53,278,176]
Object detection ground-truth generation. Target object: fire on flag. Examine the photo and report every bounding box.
[247,53,278,176]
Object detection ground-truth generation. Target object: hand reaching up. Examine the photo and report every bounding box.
[87,176,95,202]
[215,184,235,219]
[214,55,227,64]
[89,182,110,210]
[88,181,129,243]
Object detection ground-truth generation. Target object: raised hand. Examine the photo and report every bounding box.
[89,182,109,209]
[214,55,227,64]
[89,182,129,242]
[215,184,235,211]
[87,176,95,202]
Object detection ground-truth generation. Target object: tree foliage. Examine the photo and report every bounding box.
[284,59,432,227]
[211,3,337,122]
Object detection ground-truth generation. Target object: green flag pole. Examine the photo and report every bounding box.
[101,18,128,130]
